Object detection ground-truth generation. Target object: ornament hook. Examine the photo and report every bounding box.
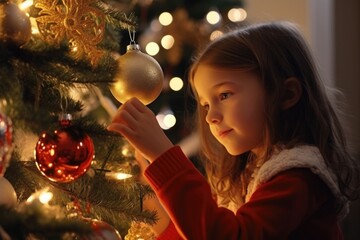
[128,28,136,45]
[127,28,140,51]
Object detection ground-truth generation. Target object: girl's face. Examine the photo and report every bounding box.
[193,65,266,156]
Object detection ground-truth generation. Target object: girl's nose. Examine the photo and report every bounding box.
[205,107,222,124]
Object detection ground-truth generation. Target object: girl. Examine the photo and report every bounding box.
[108,21,359,239]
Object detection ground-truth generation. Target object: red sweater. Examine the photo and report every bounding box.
[144,146,343,240]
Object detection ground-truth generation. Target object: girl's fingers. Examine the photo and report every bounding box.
[129,97,149,114]
[108,97,174,162]
[107,122,134,137]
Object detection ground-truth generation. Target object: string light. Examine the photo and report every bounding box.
[206,10,221,25]
[106,172,133,180]
[27,188,53,204]
[19,0,33,11]
[210,30,223,41]
[227,8,247,22]
[169,77,183,91]
[145,42,160,56]
[39,191,53,204]
[159,12,173,26]
[156,108,176,130]
[161,35,175,49]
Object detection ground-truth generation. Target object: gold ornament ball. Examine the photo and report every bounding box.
[0,177,17,208]
[0,1,32,46]
[110,44,164,105]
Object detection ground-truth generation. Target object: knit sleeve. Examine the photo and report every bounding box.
[156,221,183,240]
[145,146,339,240]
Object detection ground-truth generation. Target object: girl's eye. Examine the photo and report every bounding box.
[220,92,232,100]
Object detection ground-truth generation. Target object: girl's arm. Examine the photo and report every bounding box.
[107,98,182,238]
[145,146,337,239]
[107,98,336,239]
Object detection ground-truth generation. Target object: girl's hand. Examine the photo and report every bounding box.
[107,97,174,162]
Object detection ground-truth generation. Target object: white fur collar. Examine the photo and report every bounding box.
[225,145,349,220]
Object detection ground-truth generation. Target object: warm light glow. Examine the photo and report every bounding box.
[50,149,55,156]
[112,81,126,96]
[156,109,176,130]
[210,30,223,41]
[122,147,131,156]
[39,191,53,204]
[115,173,132,180]
[161,35,175,49]
[169,77,183,91]
[206,10,221,25]
[228,8,247,22]
[145,42,160,56]
[106,172,133,180]
[164,114,176,128]
[19,0,33,10]
[159,12,173,26]
[27,188,53,204]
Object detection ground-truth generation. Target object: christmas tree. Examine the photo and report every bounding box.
[0,0,245,239]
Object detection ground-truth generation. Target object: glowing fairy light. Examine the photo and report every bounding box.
[145,42,160,56]
[19,0,33,10]
[156,108,176,130]
[105,172,133,180]
[27,188,53,204]
[210,30,223,41]
[164,114,176,128]
[169,77,183,91]
[159,12,173,26]
[161,35,175,49]
[39,191,53,204]
[228,8,247,22]
[114,173,133,180]
[206,10,221,25]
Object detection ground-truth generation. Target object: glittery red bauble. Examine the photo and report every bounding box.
[35,118,94,183]
[82,218,122,240]
[0,111,13,177]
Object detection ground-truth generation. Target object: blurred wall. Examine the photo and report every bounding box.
[334,0,360,239]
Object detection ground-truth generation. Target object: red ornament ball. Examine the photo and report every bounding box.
[35,117,94,183]
[0,111,13,177]
[0,1,32,46]
[82,218,122,240]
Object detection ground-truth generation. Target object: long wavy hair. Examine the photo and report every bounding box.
[188,21,359,206]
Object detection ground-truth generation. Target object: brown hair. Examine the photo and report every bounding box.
[188,21,359,205]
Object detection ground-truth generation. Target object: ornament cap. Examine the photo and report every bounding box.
[58,113,72,127]
[59,113,72,121]
[126,44,141,51]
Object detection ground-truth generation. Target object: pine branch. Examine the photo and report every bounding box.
[0,0,161,238]
[0,206,91,240]
[95,0,138,31]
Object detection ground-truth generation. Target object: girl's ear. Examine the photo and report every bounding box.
[281,77,302,110]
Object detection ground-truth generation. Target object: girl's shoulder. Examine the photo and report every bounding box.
[247,145,349,219]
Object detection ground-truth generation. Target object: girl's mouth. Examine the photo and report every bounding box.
[219,129,232,138]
